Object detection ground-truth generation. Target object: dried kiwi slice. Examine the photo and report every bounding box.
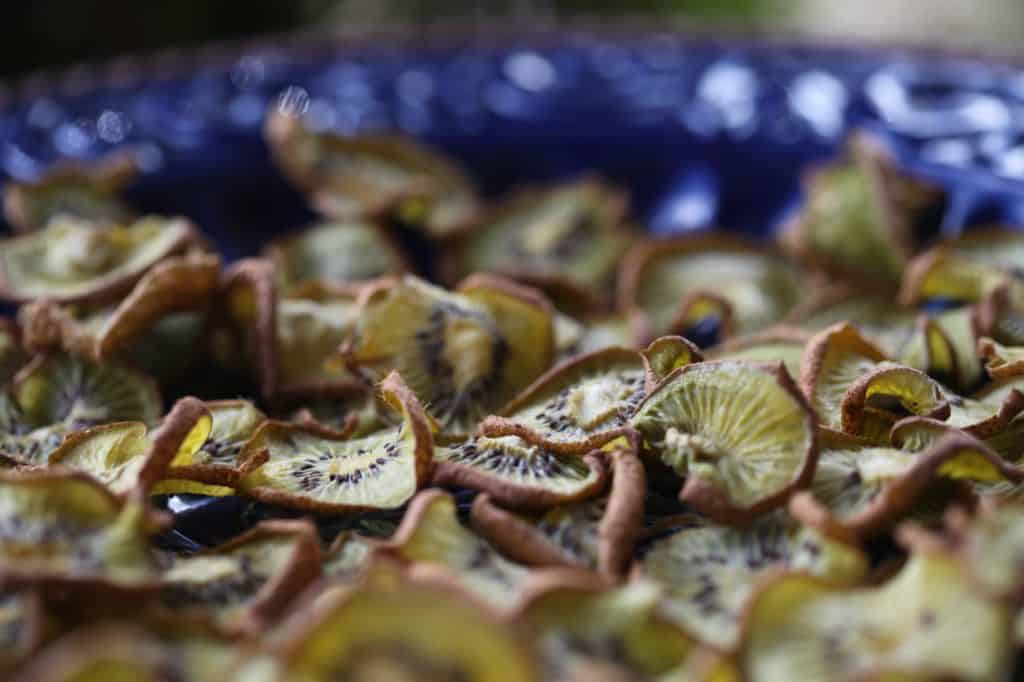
[482,340,699,454]
[630,360,817,524]
[620,234,802,343]
[839,364,949,440]
[740,540,1014,682]
[433,435,609,510]
[0,215,199,304]
[265,219,406,291]
[265,108,479,239]
[451,178,629,311]
[19,252,220,361]
[345,274,554,435]
[900,247,1012,305]
[470,448,645,577]
[0,470,160,590]
[164,400,267,487]
[792,431,1022,538]
[712,327,810,379]
[237,372,433,513]
[158,520,322,634]
[47,397,210,497]
[3,152,138,233]
[520,577,694,681]
[383,489,541,613]
[779,132,941,285]
[638,511,868,650]
[278,563,538,682]
[932,305,985,392]
[978,337,1024,379]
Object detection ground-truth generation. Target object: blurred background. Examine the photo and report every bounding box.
[4,0,1024,80]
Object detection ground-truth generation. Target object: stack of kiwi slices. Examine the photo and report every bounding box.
[0,114,1022,682]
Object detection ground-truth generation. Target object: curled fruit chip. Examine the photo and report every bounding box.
[630,360,817,524]
[482,339,699,454]
[620,234,802,344]
[238,372,433,513]
[223,259,367,401]
[839,364,949,439]
[3,152,138,233]
[433,435,609,510]
[266,108,479,239]
[278,563,538,682]
[712,327,810,379]
[0,469,160,590]
[792,431,1023,538]
[450,178,629,311]
[779,132,941,285]
[0,215,200,304]
[164,399,267,488]
[265,219,407,291]
[345,274,554,435]
[932,305,985,391]
[638,511,868,650]
[47,396,210,496]
[384,489,547,613]
[19,252,220,361]
[470,448,645,577]
[978,336,1024,379]
[158,520,322,634]
[740,542,1014,682]
[520,577,694,680]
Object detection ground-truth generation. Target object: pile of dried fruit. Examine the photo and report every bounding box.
[0,114,1021,681]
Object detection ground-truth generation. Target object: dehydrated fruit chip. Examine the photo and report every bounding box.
[0,214,200,304]
[164,399,267,487]
[266,108,480,239]
[630,360,817,524]
[237,372,433,513]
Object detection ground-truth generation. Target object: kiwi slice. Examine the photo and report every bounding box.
[2,152,138,234]
[164,400,266,487]
[13,352,162,431]
[451,178,629,312]
[0,215,200,305]
[839,364,949,440]
[794,431,1022,538]
[383,489,545,613]
[18,252,220,362]
[638,511,867,650]
[0,469,160,590]
[158,520,322,634]
[521,577,695,681]
[265,220,407,291]
[238,372,433,513]
[265,108,479,239]
[978,337,1024,379]
[900,247,1011,305]
[470,448,645,577]
[0,589,44,674]
[630,360,817,524]
[779,132,941,286]
[278,562,537,682]
[620,234,803,344]
[434,435,609,510]
[345,274,554,435]
[740,541,1014,682]
[712,328,810,379]
[931,306,985,392]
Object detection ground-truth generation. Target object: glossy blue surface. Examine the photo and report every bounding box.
[2,32,1023,258]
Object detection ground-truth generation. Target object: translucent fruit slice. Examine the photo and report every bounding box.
[345,274,554,435]
[383,489,541,613]
[2,152,138,233]
[520,577,694,681]
[18,252,220,361]
[237,372,433,513]
[620,234,803,343]
[0,214,200,304]
[265,108,480,239]
[778,132,941,285]
[481,341,698,454]
[165,400,267,487]
[630,360,817,524]
[265,219,406,291]
[158,520,322,634]
[740,540,1014,682]
[452,178,629,311]
[433,435,609,510]
[278,564,538,682]
[0,469,160,590]
[638,511,868,651]
[470,448,645,577]
[793,431,1023,538]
